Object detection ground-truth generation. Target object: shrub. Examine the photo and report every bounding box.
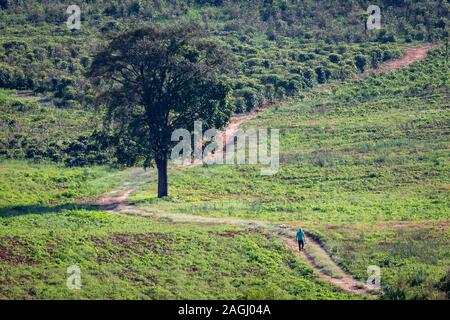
[297,52,315,62]
[382,284,407,300]
[239,88,261,112]
[315,66,331,84]
[370,49,383,69]
[355,54,368,72]
[302,68,316,88]
[437,269,450,299]
[328,53,341,63]
[0,63,14,87]
[377,30,397,43]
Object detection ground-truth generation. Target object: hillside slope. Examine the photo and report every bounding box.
[127,47,449,299]
[0,0,448,301]
[1,0,448,164]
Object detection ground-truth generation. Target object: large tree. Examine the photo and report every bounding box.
[89,24,234,198]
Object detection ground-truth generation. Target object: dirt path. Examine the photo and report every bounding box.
[98,196,377,297]
[355,44,438,81]
[183,103,274,166]
[92,44,435,298]
[376,44,437,73]
[96,188,136,210]
[205,44,438,152]
[95,168,149,210]
[283,237,376,297]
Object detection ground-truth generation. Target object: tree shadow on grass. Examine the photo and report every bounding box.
[0,202,105,218]
[0,192,164,218]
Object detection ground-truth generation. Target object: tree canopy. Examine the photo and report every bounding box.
[89,24,234,197]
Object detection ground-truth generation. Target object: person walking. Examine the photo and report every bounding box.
[296,228,306,251]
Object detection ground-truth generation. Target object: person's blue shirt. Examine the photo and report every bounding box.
[296,230,305,241]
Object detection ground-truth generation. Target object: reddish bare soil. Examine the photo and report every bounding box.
[376,45,438,73]
[96,188,136,210]
[0,237,34,265]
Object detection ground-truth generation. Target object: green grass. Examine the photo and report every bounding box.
[303,242,344,279]
[0,1,448,301]
[0,160,128,210]
[0,214,355,300]
[126,48,449,299]
[131,48,449,224]
[0,160,356,299]
[306,222,450,300]
[0,49,448,300]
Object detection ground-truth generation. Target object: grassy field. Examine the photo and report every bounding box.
[0,49,448,300]
[0,160,127,209]
[0,161,357,299]
[126,48,449,299]
[0,0,448,302]
[131,48,449,222]
[308,222,450,300]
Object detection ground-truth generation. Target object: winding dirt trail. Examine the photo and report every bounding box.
[182,45,438,166]
[355,44,438,81]
[283,237,376,297]
[375,44,437,73]
[95,191,377,297]
[92,44,435,298]
[213,45,438,146]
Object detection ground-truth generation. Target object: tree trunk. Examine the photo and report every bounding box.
[156,157,168,198]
